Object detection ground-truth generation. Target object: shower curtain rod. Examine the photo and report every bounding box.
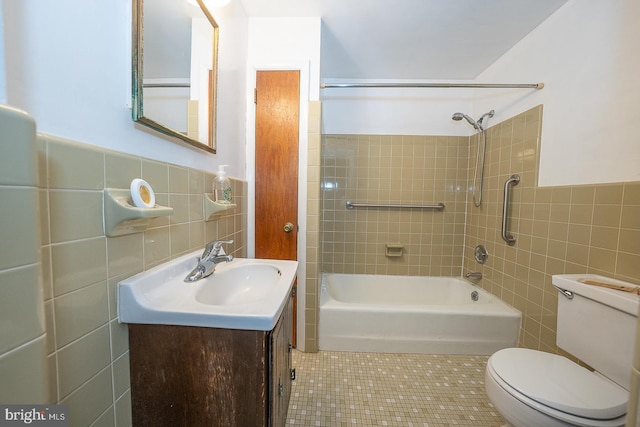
[320,82,544,89]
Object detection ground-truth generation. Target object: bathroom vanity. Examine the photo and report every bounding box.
[128,290,294,426]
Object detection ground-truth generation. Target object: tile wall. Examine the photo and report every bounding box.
[0,106,49,404]
[37,134,247,426]
[304,101,322,352]
[315,105,640,357]
[321,134,469,276]
[463,105,640,355]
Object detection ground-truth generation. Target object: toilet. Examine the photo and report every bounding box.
[485,274,640,427]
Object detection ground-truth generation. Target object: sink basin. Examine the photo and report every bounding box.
[195,263,282,306]
[117,250,298,331]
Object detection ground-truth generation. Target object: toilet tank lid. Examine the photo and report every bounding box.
[552,274,640,316]
[489,348,628,420]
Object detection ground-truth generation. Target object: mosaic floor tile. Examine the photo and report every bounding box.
[286,351,505,426]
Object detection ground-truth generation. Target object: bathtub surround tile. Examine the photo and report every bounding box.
[286,350,504,426]
[33,134,249,425]
[321,133,469,277]
[462,105,639,354]
[320,104,638,361]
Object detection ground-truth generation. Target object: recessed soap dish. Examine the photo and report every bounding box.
[385,243,404,257]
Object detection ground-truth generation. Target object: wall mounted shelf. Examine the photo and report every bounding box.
[103,188,173,237]
[204,194,236,221]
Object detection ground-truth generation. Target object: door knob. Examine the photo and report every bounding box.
[283,222,294,233]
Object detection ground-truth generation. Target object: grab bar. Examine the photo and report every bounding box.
[501,174,520,246]
[346,201,445,210]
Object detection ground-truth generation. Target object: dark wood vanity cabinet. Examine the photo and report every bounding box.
[128,292,294,427]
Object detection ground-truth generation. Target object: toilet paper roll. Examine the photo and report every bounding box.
[130,178,155,208]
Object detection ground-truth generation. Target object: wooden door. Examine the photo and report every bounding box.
[255,70,299,345]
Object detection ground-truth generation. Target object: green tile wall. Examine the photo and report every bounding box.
[38,134,247,426]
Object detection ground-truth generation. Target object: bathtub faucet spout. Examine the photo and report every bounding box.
[465,272,483,280]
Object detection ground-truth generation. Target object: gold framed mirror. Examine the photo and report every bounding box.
[132,0,218,153]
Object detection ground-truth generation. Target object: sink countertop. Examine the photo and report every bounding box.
[118,250,298,331]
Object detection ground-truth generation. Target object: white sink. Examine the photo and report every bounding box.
[195,263,283,306]
[117,250,298,331]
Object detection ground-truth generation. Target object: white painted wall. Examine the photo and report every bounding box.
[2,0,248,177]
[320,0,639,187]
[245,17,322,351]
[321,81,475,136]
[474,0,640,187]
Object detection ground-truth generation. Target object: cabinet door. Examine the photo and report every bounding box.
[270,293,293,427]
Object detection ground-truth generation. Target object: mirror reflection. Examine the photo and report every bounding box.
[132,0,218,153]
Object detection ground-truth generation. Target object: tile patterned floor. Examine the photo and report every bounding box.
[286,351,505,426]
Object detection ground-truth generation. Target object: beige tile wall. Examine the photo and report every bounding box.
[38,134,247,426]
[321,134,469,276]
[305,101,322,352]
[315,105,640,358]
[463,105,640,356]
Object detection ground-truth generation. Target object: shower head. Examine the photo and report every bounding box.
[476,110,495,129]
[452,112,480,130]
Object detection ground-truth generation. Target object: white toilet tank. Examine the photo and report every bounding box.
[552,274,640,390]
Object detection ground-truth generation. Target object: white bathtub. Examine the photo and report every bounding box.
[319,273,521,355]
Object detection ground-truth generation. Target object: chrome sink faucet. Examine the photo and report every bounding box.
[184,240,234,283]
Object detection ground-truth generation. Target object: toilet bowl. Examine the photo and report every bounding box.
[485,275,640,427]
[485,348,627,427]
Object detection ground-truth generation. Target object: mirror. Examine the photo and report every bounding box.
[132,0,218,153]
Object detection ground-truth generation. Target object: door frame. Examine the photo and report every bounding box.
[246,62,310,350]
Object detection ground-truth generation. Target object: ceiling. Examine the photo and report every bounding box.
[240,0,568,80]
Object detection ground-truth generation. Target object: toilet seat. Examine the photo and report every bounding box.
[487,348,628,423]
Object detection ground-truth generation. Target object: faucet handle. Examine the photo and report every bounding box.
[202,239,234,259]
[213,239,233,249]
